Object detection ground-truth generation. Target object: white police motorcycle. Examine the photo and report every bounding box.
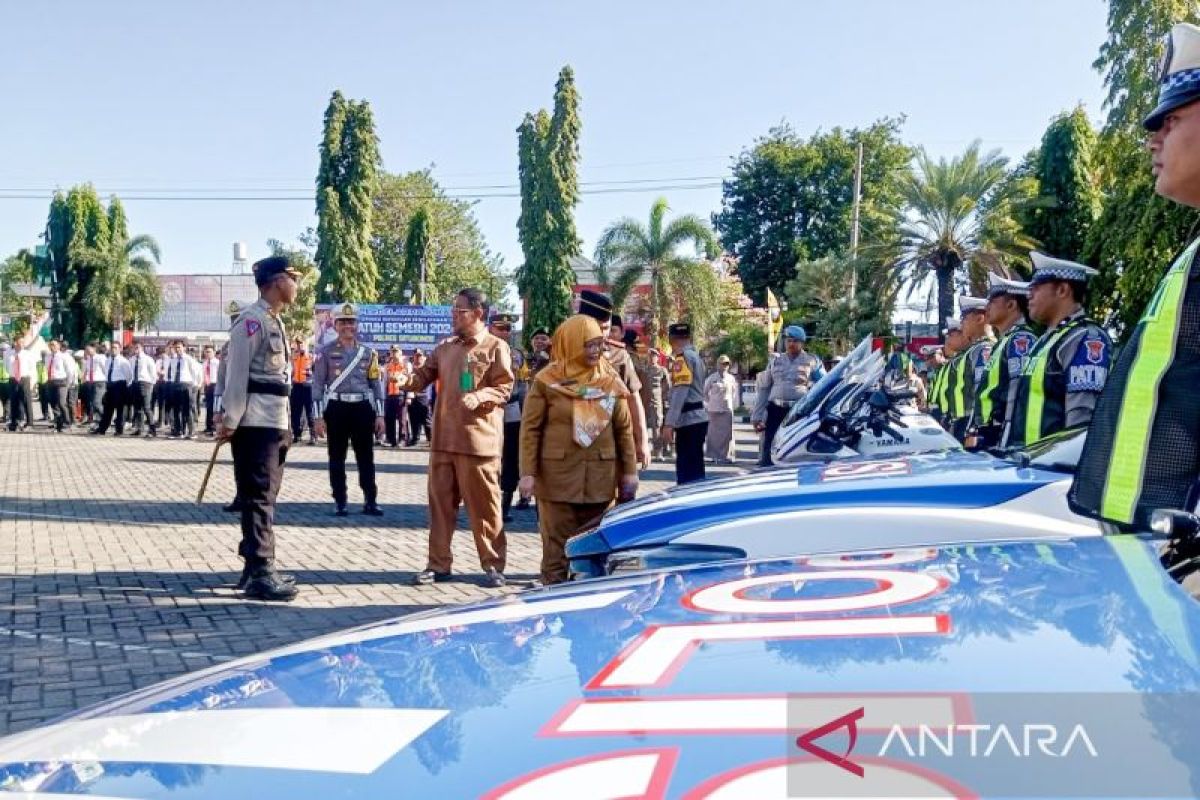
[769,337,961,464]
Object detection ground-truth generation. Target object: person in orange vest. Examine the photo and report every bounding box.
[384,345,409,447]
[290,337,317,445]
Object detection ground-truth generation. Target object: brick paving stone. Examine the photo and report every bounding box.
[0,418,760,734]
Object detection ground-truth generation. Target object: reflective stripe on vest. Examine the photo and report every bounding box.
[977,331,1015,424]
[1100,240,1199,523]
[1022,319,1084,447]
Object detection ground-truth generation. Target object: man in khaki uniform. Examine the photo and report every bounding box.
[397,288,515,588]
[216,256,300,602]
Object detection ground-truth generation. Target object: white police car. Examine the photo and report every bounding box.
[567,430,1098,579]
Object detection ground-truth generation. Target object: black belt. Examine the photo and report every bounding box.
[681,401,703,413]
[248,379,290,397]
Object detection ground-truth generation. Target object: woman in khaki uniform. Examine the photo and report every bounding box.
[519,315,639,584]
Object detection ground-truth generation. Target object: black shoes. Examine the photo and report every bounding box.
[412,569,453,585]
[334,504,349,517]
[362,503,384,517]
[235,563,297,590]
[484,568,507,589]
[223,499,244,513]
[243,567,299,602]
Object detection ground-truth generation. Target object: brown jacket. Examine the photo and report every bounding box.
[406,330,514,457]
[519,379,637,504]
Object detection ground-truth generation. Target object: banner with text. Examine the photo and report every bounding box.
[313,304,453,353]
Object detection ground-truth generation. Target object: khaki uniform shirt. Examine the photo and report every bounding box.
[635,357,669,428]
[519,379,637,504]
[606,344,642,395]
[405,329,514,457]
[221,298,291,431]
[665,346,708,428]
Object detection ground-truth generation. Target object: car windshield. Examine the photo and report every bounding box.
[781,337,878,427]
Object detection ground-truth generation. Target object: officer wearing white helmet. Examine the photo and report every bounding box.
[312,302,386,517]
[751,324,825,466]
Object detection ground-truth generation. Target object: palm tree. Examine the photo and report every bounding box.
[593,197,720,344]
[80,233,162,338]
[895,141,1036,334]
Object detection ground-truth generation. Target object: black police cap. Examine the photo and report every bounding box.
[578,289,613,322]
[622,329,639,348]
[668,322,691,338]
[253,255,300,287]
[530,327,551,339]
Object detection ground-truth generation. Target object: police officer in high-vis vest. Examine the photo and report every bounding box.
[312,303,386,517]
[752,325,825,466]
[973,274,1038,449]
[945,297,994,444]
[662,322,708,484]
[216,256,300,602]
[926,331,957,426]
[1071,22,1200,529]
[1003,253,1111,450]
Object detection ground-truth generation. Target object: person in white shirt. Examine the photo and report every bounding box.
[82,343,108,424]
[128,342,159,436]
[200,345,220,436]
[6,339,38,431]
[703,354,741,464]
[94,343,131,435]
[45,340,74,432]
[166,340,200,439]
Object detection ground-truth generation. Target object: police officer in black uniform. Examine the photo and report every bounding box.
[216,256,300,602]
[1072,22,1200,531]
[312,303,386,517]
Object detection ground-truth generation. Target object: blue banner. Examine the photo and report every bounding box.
[313,304,453,353]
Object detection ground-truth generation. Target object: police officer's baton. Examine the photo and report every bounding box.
[196,440,225,505]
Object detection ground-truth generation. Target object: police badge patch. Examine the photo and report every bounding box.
[1068,334,1111,392]
[1084,338,1106,364]
[244,319,261,337]
[1012,333,1034,356]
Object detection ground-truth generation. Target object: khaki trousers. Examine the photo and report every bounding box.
[427,450,507,573]
[538,499,611,585]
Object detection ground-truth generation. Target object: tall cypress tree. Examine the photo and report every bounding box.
[516,66,581,341]
[1026,107,1100,263]
[1084,0,1200,335]
[315,91,381,303]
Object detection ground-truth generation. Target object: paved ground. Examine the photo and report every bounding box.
[0,419,756,736]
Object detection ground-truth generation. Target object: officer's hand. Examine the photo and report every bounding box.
[661,426,674,446]
[216,423,235,443]
[753,421,765,433]
[518,475,536,499]
[461,393,481,411]
[314,418,326,439]
[639,442,652,471]
[618,474,639,502]
[374,416,385,437]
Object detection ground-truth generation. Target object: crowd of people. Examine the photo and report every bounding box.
[6,19,1199,605]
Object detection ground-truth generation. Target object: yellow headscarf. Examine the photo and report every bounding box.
[537,315,629,447]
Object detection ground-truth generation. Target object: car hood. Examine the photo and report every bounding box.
[3,537,1200,798]
[594,449,1068,552]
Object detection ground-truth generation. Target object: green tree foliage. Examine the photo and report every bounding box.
[267,237,318,337]
[77,209,162,338]
[516,66,582,340]
[712,321,768,377]
[372,170,506,305]
[594,197,720,343]
[42,185,114,345]
[785,255,898,355]
[316,91,381,304]
[1,250,36,313]
[1025,108,1101,263]
[896,142,1036,335]
[713,118,913,304]
[1084,0,1200,335]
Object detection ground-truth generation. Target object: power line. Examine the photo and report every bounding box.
[0,181,726,202]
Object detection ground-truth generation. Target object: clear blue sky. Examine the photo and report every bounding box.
[0,0,1109,283]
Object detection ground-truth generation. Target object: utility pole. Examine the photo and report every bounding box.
[849,141,864,309]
